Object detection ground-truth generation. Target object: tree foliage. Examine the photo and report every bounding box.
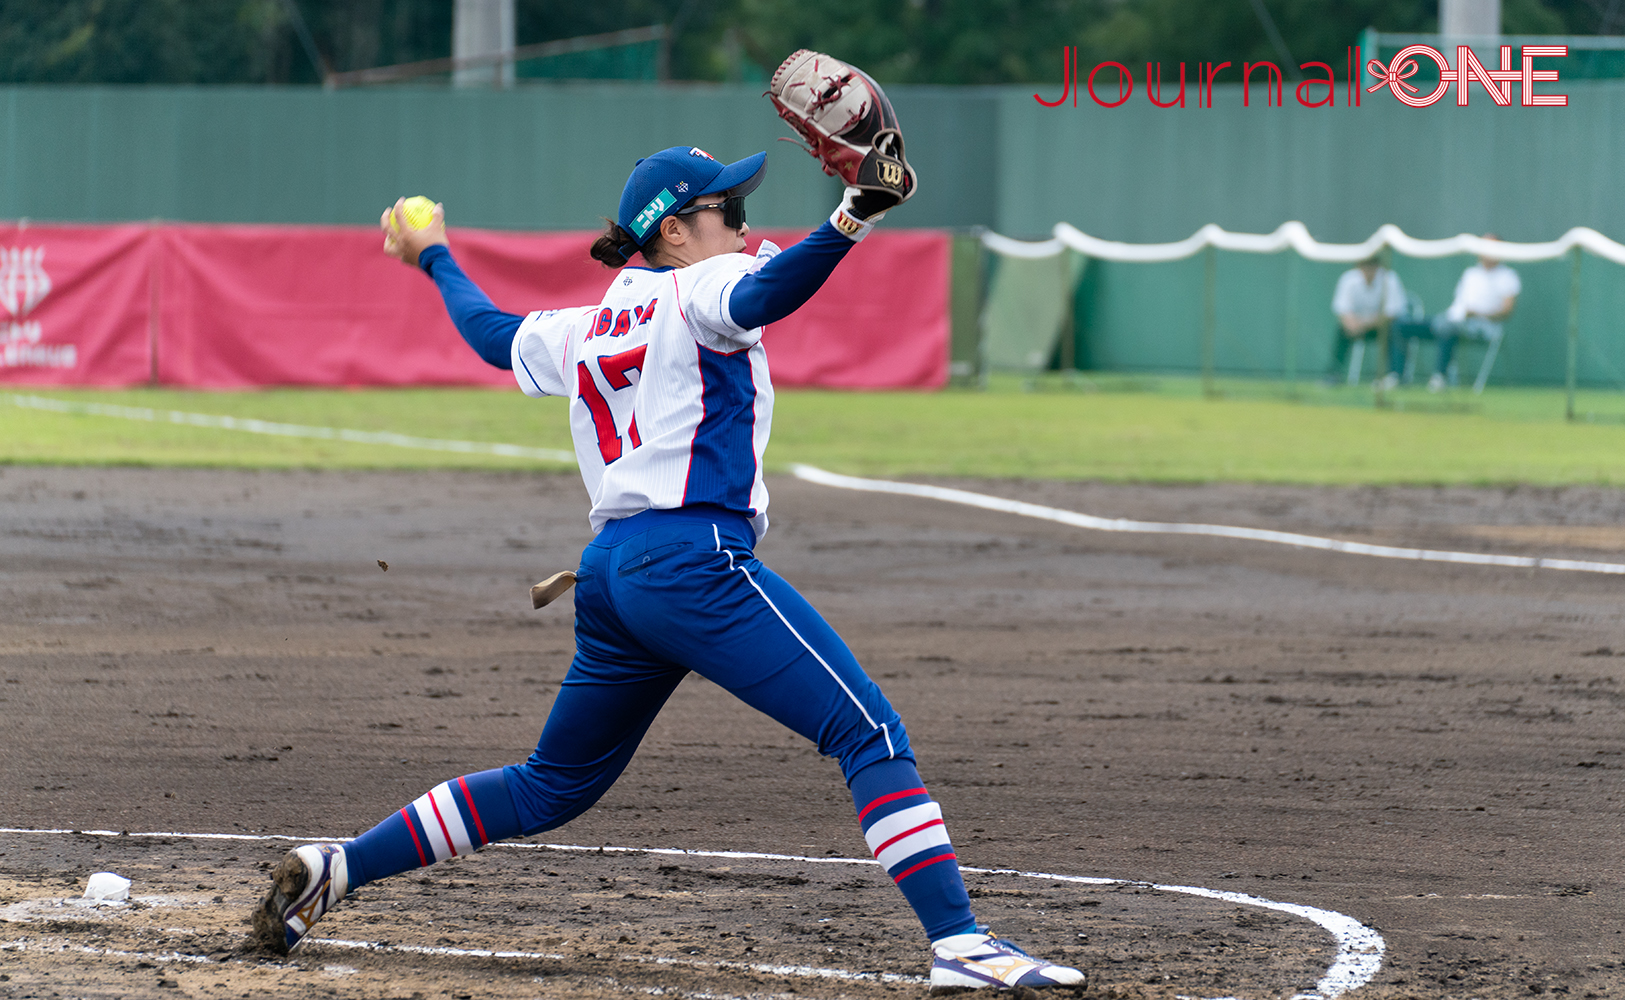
[0,0,1607,86]
[0,0,452,83]
[0,0,288,83]
[735,0,1108,86]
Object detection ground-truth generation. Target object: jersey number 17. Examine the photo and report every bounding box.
[577,345,647,463]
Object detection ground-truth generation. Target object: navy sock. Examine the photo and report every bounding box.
[343,768,521,888]
[848,758,977,942]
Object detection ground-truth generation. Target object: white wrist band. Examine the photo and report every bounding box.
[830,205,880,242]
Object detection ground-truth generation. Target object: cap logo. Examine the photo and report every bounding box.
[676,181,689,193]
[630,188,676,240]
[689,147,716,160]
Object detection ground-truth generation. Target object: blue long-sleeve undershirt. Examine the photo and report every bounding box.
[726,220,857,330]
[418,244,520,370]
[420,220,858,370]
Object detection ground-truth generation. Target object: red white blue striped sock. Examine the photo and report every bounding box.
[343,768,520,887]
[849,758,976,941]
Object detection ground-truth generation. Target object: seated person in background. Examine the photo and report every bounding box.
[1428,236,1520,391]
[1330,255,1405,386]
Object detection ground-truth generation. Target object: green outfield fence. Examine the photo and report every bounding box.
[4,81,1624,395]
[4,80,1622,239]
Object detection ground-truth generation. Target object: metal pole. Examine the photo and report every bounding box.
[1374,245,1393,403]
[1283,251,1299,394]
[1060,250,1085,390]
[977,249,992,392]
[453,0,515,89]
[1060,305,1076,389]
[1566,244,1582,421]
[1202,245,1217,398]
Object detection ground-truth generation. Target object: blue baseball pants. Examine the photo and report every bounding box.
[341,503,974,940]
[502,503,913,832]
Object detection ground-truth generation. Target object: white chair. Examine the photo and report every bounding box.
[1346,289,1424,385]
[1453,324,1503,394]
[1345,338,1366,385]
[1442,318,1505,394]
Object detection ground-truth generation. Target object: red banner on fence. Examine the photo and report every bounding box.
[752,227,949,389]
[0,224,153,386]
[154,225,613,389]
[1,223,948,391]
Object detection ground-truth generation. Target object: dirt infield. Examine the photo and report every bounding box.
[2,466,1622,1000]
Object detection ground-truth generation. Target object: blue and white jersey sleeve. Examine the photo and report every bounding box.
[676,240,782,351]
[512,306,595,398]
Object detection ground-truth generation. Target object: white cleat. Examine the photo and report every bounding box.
[251,843,350,954]
[929,931,1085,992]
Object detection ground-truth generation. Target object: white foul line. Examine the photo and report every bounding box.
[15,390,1621,581]
[0,826,1381,999]
[4,393,577,464]
[501,844,1379,1000]
[791,463,1625,576]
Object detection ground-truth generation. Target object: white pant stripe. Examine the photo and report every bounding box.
[715,532,891,756]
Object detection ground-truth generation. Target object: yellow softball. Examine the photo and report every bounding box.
[389,196,436,232]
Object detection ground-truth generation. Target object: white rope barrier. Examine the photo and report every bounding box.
[982,221,1625,265]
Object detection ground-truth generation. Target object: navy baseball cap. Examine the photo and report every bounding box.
[617,146,767,246]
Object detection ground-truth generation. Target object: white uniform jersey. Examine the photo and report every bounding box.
[511,241,781,539]
[1331,267,1404,320]
[1445,263,1521,322]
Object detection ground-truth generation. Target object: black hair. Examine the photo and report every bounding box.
[589,219,645,267]
[589,211,697,269]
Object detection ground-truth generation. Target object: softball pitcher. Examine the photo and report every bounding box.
[253,52,1081,994]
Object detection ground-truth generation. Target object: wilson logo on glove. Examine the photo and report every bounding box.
[767,49,918,211]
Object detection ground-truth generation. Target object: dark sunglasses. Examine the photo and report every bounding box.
[674,195,746,230]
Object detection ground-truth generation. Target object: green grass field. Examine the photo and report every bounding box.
[5,379,1625,485]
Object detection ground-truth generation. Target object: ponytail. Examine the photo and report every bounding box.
[590,219,643,267]
[590,212,694,268]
